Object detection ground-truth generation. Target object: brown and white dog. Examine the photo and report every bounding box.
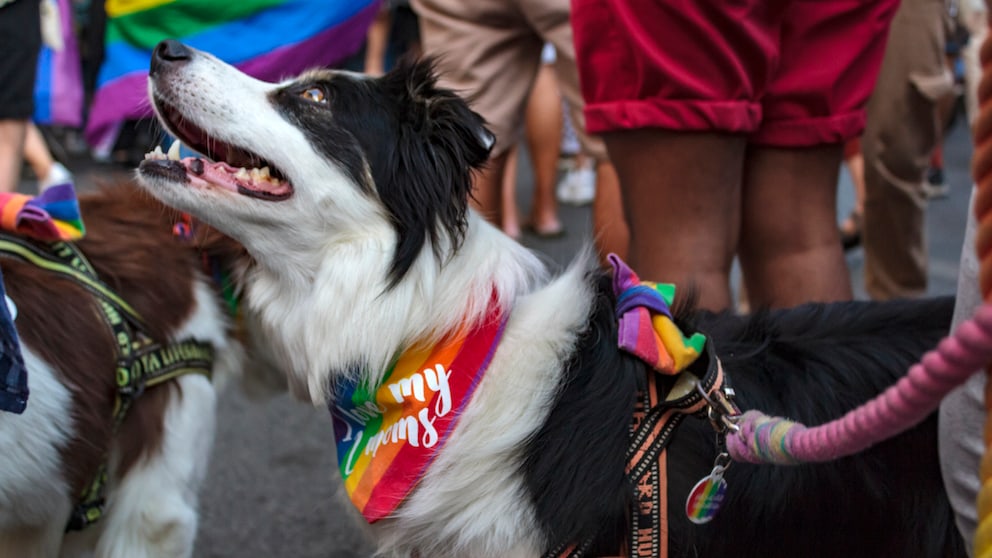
[0,182,261,558]
[137,40,966,558]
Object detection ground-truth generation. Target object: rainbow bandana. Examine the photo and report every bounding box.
[609,254,706,374]
[0,183,85,242]
[331,300,507,522]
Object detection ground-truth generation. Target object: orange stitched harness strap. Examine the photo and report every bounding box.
[627,379,669,558]
[544,344,728,558]
[625,365,719,558]
[549,541,594,558]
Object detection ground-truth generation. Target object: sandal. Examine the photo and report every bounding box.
[522,222,566,239]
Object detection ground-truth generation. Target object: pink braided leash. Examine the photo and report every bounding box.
[726,303,992,465]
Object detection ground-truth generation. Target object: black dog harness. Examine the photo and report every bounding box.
[544,342,739,558]
[0,233,215,531]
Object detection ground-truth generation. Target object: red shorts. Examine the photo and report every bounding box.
[571,0,899,147]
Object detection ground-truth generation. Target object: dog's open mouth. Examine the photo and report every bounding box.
[139,98,293,201]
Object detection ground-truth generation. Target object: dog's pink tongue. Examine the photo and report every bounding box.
[183,157,292,198]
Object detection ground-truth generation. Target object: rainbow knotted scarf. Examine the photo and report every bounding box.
[0,183,85,242]
[609,254,706,374]
[331,301,506,522]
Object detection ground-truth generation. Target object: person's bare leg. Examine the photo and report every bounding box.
[0,120,28,193]
[739,144,852,309]
[523,64,563,234]
[840,136,866,236]
[364,6,391,76]
[22,122,54,181]
[591,159,628,264]
[604,129,744,311]
[847,151,866,215]
[501,145,521,238]
[472,151,508,228]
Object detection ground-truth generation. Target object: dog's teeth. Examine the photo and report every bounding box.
[249,168,260,180]
[258,166,270,179]
[145,145,168,160]
[235,167,250,179]
[167,140,181,161]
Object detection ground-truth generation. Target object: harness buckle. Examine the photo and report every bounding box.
[117,382,144,400]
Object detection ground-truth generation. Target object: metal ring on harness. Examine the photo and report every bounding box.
[696,378,741,434]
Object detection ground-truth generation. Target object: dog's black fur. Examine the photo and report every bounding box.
[272,59,492,285]
[524,277,965,557]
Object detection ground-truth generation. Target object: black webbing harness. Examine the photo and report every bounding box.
[0,233,215,531]
[543,342,739,558]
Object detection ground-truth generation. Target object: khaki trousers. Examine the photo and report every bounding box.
[862,0,952,300]
[411,0,605,160]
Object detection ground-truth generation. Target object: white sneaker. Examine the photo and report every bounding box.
[557,160,596,206]
[39,162,73,191]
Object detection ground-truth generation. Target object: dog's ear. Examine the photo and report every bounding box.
[385,57,494,169]
[375,58,495,286]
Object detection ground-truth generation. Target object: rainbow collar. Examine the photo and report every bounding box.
[330,298,506,522]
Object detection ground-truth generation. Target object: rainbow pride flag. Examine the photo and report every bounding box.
[331,304,506,522]
[85,0,380,155]
[33,0,84,126]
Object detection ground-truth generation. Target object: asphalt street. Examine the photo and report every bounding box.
[26,118,972,558]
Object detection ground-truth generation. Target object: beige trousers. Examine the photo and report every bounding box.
[862,0,952,300]
[411,0,605,160]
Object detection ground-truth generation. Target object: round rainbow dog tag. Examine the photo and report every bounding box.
[685,469,727,524]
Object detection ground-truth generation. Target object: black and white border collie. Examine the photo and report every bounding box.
[137,40,966,558]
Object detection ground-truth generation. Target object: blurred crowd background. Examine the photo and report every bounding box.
[5,0,980,310]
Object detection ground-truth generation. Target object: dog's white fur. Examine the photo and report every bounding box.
[139,47,603,556]
[0,350,74,557]
[0,276,242,558]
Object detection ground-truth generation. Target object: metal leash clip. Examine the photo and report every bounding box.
[697,381,741,434]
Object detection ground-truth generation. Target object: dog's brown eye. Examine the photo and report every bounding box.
[301,87,326,104]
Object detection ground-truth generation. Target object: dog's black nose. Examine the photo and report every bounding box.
[150,40,192,75]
